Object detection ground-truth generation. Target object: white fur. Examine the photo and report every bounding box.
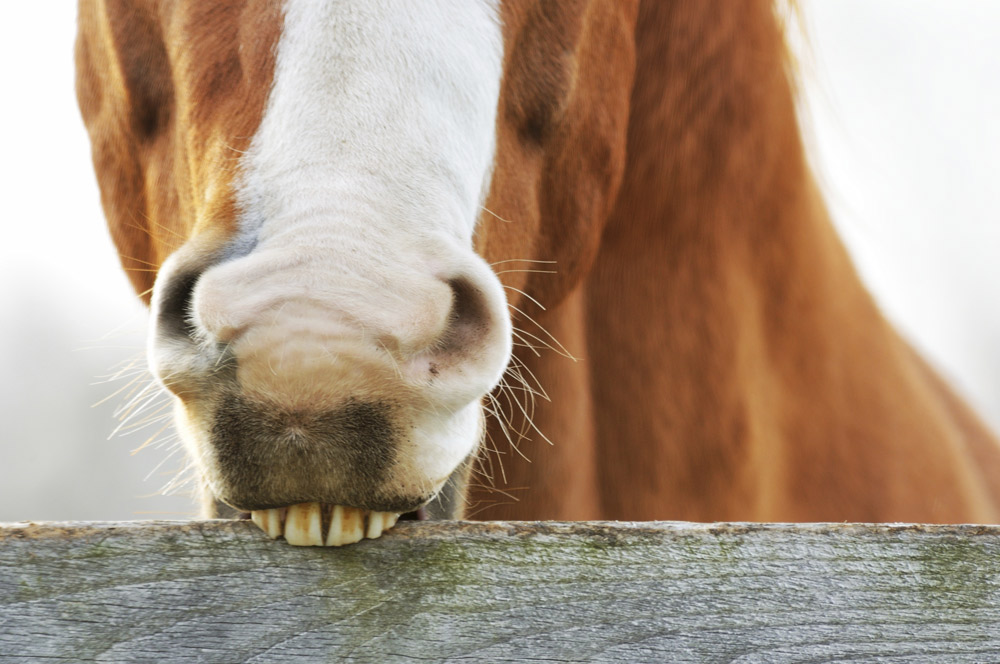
[242,0,503,242]
[177,0,509,495]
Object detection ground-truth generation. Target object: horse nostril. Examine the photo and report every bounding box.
[155,268,201,341]
[443,277,492,356]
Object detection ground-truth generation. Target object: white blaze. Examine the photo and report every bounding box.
[240,0,503,243]
[194,0,508,352]
[182,0,509,495]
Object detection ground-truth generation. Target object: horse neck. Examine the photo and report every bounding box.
[590,0,1000,520]
[618,1,820,263]
[613,0,869,381]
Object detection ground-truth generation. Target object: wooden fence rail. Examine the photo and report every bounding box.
[1,520,999,662]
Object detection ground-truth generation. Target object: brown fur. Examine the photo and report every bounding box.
[77,0,1000,523]
[469,0,1000,522]
[76,0,283,300]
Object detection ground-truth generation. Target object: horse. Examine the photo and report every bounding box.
[76,0,1000,545]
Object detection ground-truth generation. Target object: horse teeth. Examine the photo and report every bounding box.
[326,504,348,546]
[335,505,366,546]
[250,503,401,546]
[284,502,324,546]
[365,510,400,539]
[366,511,386,540]
[250,507,284,539]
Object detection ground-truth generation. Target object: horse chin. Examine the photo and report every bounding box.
[174,393,483,544]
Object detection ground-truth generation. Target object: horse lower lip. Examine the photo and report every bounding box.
[250,502,401,546]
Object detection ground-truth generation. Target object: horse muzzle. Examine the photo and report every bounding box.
[147,234,510,544]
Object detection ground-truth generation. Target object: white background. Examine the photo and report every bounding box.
[1,1,998,521]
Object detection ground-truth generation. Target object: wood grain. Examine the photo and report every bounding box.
[2,520,999,662]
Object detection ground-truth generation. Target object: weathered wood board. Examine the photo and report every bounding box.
[1,520,999,662]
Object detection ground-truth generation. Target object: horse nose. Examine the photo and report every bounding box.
[151,245,511,411]
[146,244,510,512]
[389,271,513,406]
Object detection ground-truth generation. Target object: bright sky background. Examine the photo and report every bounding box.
[1,1,998,521]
